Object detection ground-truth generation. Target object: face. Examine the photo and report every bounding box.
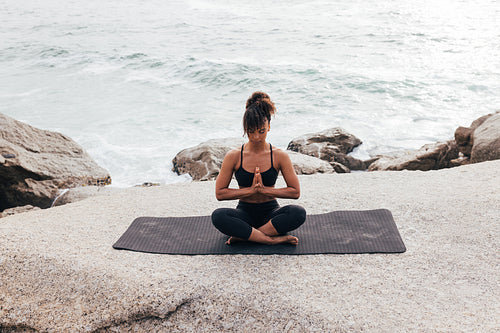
[247,120,270,144]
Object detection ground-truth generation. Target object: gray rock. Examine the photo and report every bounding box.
[368,140,459,171]
[0,113,111,210]
[1,204,41,218]
[470,113,494,130]
[172,138,245,181]
[287,128,364,172]
[363,156,381,169]
[471,111,500,163]
[454,111,499,162]
[331,161,351,173]
[287,151,335,175]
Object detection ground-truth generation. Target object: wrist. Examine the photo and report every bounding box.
[244,186,257,197]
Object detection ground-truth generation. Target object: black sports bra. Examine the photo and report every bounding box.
[235,143,278,188]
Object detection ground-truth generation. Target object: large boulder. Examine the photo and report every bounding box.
[0,113,111,211]
[172,138,336,181]
[286,128,364,172]
[287,151,335,175]
[471,111,500,163]
[172,138,245,181]
[454,111,499,160]
[368,140,459,171]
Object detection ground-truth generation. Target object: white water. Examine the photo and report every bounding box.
[1,0,499,186]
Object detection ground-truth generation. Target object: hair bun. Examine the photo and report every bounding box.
[246,91,272,108]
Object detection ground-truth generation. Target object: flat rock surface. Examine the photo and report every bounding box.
[1,161,499,332]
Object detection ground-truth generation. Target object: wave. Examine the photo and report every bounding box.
[38,47,70,58]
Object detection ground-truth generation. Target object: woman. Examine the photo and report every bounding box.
[211,92,306,245]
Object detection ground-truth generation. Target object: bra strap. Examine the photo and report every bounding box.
[270,143,274,167]
[240,144,244,165]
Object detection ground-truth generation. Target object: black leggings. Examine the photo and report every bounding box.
[211,200,306,239]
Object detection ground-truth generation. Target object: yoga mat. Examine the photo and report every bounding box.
[112,209,406,255]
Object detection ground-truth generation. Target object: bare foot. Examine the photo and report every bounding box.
[270,235,299,245]
[225,236,245,245]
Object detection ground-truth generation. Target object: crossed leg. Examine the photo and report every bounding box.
[226,219,298,245]
[212,205,305,246]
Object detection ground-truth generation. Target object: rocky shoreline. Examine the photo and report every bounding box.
[172,110,500,180]
[1,111,500,217]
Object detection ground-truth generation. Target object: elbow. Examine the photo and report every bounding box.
[293,188,300,199]
[215,190,225,201]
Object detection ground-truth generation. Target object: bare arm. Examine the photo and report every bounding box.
[259,149,300,199]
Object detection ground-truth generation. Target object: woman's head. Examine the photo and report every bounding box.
[243,91,276,136]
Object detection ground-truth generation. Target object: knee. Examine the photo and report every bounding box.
[211,208,228,229]
[272,205,306,234]
[211,208,251,239]
[289,205,306,227]
[288,205,306,229]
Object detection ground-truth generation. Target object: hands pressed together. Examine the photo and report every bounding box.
[251,167,266,194]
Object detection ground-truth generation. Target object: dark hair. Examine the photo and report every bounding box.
[243,91,276,134]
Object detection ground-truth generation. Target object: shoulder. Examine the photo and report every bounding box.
[223,148,241,164]
[271,146,292,163]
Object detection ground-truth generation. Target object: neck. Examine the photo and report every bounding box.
[246,141,268,152]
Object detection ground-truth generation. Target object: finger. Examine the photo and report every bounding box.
[252,173,260,186]
[252,167,261,186]
[256,171,263,183]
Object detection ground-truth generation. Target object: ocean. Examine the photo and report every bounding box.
[1,0,499,186]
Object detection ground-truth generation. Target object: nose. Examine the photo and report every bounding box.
[250,132,261,140]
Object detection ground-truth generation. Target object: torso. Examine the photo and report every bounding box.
[234,143,279,203]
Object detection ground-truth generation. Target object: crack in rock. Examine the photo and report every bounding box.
[90,298,194,333]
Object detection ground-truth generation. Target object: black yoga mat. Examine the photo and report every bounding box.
[112,209,406,255]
